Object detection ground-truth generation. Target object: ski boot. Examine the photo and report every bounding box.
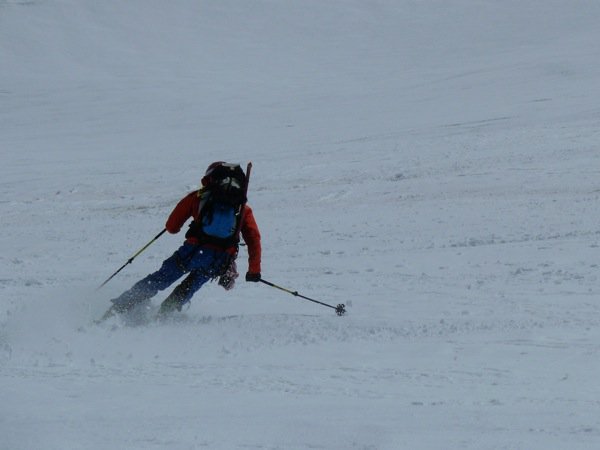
[97,303,130,323]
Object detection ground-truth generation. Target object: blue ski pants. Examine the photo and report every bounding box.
[111,243,231,309]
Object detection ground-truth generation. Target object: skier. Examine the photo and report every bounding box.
[101,162,261,320]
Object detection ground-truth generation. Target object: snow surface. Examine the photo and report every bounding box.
[2,0,600,449]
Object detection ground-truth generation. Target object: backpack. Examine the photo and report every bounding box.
[186,163,247,247]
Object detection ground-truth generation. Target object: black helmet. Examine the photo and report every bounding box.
[201,162,247,204]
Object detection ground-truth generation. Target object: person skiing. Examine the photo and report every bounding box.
[101,162,261,320]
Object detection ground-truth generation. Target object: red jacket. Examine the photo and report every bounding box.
[165,191,262,274]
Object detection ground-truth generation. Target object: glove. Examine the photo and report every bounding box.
[245,272,261,282]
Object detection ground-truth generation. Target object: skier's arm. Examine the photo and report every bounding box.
[165,192,197,234]
[240,206,261,274]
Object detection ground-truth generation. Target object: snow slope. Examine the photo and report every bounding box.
[2,0,600,448]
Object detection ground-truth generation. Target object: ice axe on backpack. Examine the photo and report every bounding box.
[258,278,346,316]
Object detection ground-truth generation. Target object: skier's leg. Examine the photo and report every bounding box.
[109,248,189,312]
[158,270,211,315]
[158,248,231,315]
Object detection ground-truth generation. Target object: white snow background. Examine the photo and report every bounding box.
[2,1,600,449]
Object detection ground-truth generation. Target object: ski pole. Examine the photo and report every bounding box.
[97,229,167,290]
[259,278,346,316]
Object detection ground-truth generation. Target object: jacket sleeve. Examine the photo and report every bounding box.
[240,205,262,274]
[165,192,198,234]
